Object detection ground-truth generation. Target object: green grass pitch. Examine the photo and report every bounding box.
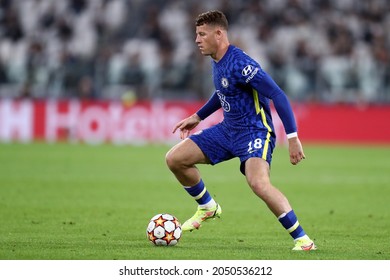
[0,142,389,260]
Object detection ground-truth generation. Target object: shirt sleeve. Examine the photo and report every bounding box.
[196,91,222,120]
[250,69,297,135]
[271,90,297,135]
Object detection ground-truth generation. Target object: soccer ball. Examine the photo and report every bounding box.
[146,213,182,246]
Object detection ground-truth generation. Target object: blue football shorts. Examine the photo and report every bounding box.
[189,122,276,175]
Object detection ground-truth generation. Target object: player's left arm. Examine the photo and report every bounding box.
[250,69,306,165]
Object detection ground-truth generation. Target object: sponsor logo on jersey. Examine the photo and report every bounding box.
[242,65,254,76]
[216,90,230,112]
[245,67,259,83]
[221,77,229,88]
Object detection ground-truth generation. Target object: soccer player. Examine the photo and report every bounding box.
[165,10,316,251]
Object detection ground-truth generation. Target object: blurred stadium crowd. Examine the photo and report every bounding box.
[0,0,389,103]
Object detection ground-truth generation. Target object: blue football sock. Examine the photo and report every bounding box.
[278,210,306,240]
[184,179,215,208]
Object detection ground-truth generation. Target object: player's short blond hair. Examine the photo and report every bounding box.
[195,10,228,30]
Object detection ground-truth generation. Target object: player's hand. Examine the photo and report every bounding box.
[288,137,306,165]
[172,114,201,139]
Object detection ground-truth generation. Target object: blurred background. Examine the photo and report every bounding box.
[1,0,389,103]
[1,0,390,145]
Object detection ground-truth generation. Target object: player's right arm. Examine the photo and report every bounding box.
[196,91,221,120]
[172,114,202,139]
[172,92,221,139]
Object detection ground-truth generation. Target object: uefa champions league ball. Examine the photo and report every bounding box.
[146,213,182,246]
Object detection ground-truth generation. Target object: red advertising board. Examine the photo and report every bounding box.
[293,103,390,144]
[0,99,389,145]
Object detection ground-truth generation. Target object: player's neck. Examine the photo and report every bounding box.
[212,42,230,62]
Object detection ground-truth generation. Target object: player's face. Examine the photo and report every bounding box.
[195,24,219,58]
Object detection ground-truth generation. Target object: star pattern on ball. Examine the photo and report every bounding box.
[148,231,157,242]
[163,231,175,244]
[154,216,166,227]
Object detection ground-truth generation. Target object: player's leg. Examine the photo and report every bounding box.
[166,138,208,186]
[166,138,221,231]
[244,157,291,216]
[244,158,316,250]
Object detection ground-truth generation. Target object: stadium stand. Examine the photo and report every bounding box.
[0,0,389,103]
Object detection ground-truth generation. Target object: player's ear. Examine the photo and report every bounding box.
[215,28,223,39]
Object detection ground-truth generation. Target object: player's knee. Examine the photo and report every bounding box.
[249,178,272,197]
[165,149,181,171]
[165,150,175,170]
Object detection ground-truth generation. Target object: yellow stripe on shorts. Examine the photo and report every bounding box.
[262,132,271,160]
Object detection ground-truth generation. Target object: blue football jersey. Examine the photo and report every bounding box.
[210,45,296,135]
